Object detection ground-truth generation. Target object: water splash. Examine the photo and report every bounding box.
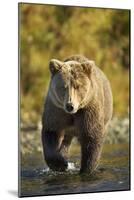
[38,162,79,176]
[67,162,76,171]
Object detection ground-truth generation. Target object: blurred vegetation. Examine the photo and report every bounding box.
[20,4,130,125]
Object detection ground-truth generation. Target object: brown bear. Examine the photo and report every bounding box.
[41,55,113,173]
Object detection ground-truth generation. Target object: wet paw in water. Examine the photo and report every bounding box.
[42,162,79,174]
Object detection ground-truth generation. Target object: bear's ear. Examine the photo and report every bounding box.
[49,59,63,75]
[81,60,95,75]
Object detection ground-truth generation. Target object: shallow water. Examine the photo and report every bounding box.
[20,143,130,197]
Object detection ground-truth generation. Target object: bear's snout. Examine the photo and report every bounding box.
[65,103,74,112]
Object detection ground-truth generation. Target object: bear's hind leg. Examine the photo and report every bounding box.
[59,133,74,158]
[42,128,68,172]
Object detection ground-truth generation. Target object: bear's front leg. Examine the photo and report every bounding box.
[75,110,104,174]
[42,128,68,172]
[80,133,104,174]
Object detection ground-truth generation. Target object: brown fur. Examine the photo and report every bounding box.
[42,55,113,173]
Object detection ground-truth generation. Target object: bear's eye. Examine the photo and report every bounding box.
[77,85,80,89]
[74,85,80,90]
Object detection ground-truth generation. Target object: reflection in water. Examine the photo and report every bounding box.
[20,143,130,197]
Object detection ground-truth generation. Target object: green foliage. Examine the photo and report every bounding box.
[20,4,130,124]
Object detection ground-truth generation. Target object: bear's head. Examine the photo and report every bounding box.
[48,58,95,114]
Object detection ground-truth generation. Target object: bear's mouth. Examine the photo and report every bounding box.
[64,108,78,114]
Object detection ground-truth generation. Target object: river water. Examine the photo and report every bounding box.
[19,143,130,197]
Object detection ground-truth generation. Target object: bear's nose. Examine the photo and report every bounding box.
[66,103,74,112]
